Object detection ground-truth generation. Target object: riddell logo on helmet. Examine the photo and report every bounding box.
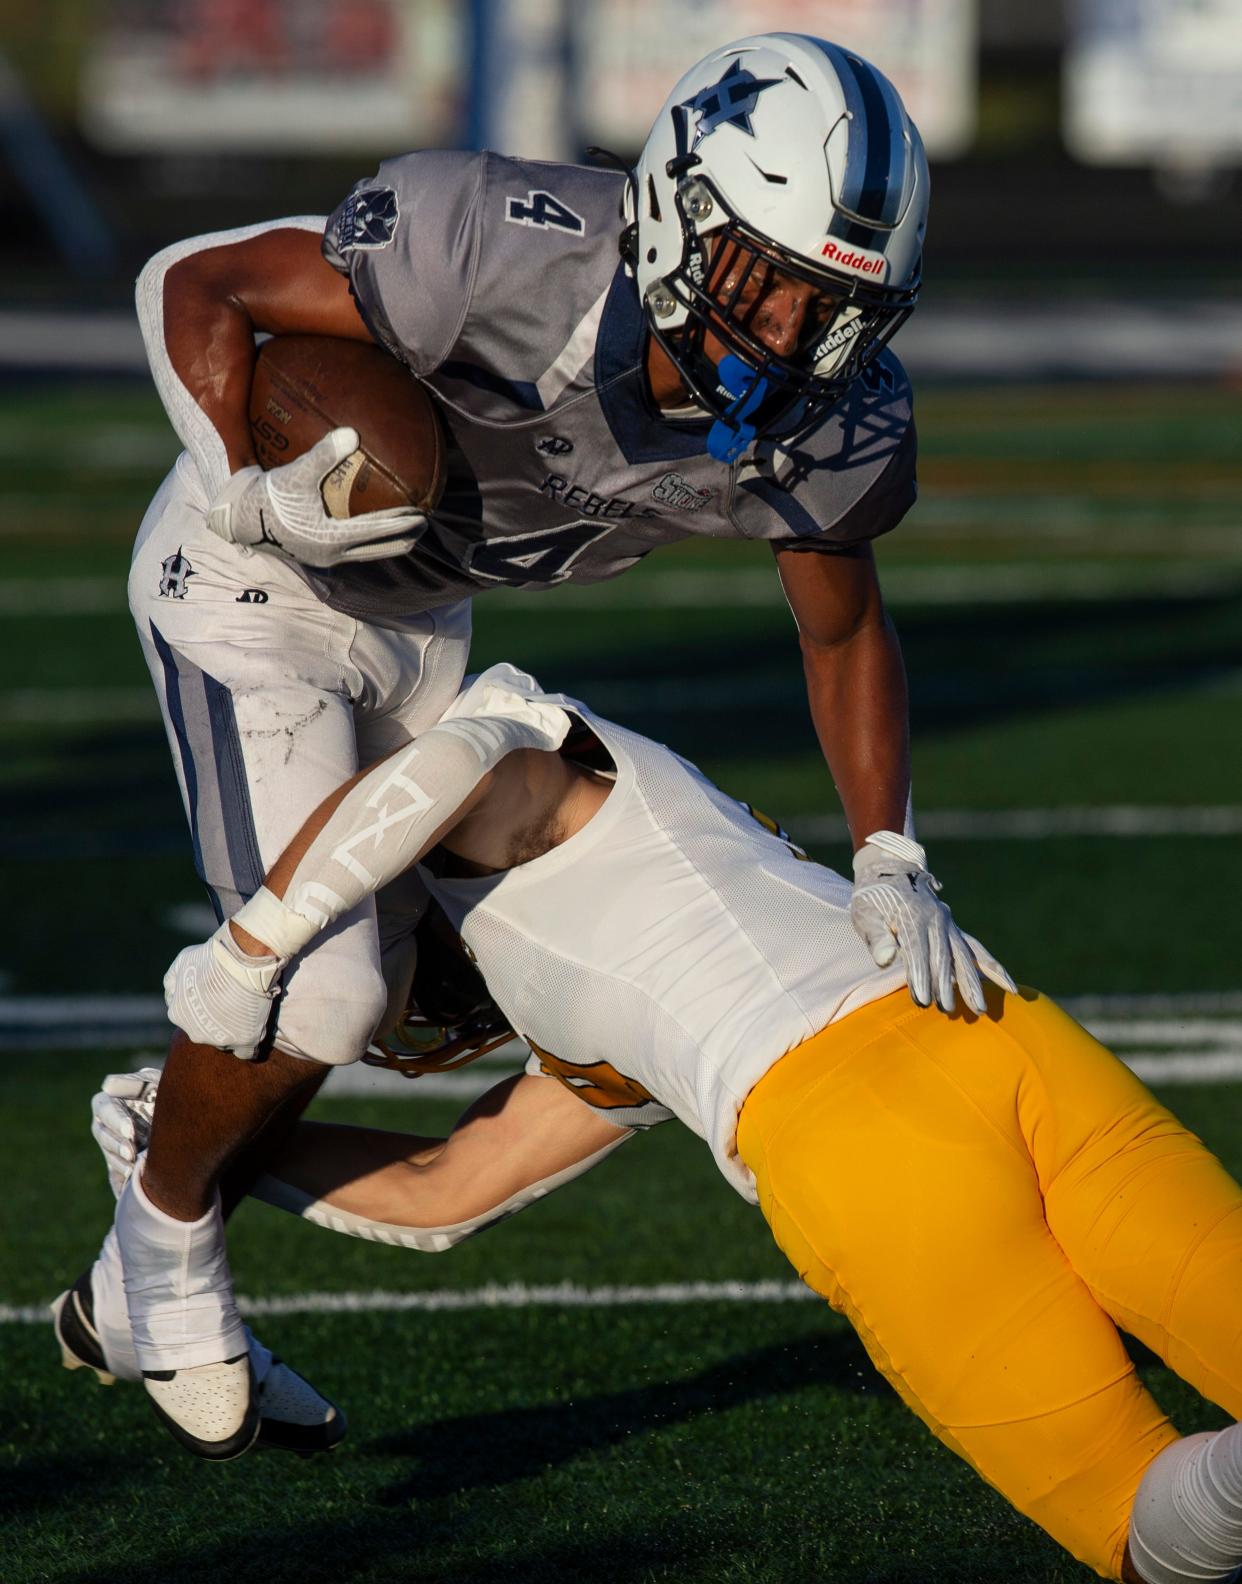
[820,240,888,279]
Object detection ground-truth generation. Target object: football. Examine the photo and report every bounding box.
[248,334,445,517]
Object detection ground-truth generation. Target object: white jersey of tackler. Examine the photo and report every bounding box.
[422,665,905,1200]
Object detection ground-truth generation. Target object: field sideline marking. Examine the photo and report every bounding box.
[0,1279,817,1325]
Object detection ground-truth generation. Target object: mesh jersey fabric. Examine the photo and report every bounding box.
[422,664,905,1198]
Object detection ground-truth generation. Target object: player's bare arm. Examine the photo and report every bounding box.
[95,1070,627,1248]
[772,543,1014,1012]
[265,1074,626,1233]
[772,540,910,848]
[139,222,424,565]
[158,226,370,473]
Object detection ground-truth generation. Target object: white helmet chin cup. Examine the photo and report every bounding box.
[629,33,928,433]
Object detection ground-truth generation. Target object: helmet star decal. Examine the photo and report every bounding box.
[682,57,783,148]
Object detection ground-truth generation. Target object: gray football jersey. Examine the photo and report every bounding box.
[317,150,916,622]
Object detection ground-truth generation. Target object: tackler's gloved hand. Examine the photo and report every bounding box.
[850,830,1016,1015]
[90,1067,162,1197]
[163,922,285,1059]
[206,427,426,568]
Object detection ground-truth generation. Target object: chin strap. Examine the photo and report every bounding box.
[707,355,769,463]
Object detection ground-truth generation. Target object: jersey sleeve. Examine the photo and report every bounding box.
[322,150,484,376]
[731,350,918,550]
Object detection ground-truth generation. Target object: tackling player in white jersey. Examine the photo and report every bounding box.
[84,664,1242,1584]
[118,34,1010,1453]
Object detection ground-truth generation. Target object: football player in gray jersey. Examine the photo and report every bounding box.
[114,34,997,1457]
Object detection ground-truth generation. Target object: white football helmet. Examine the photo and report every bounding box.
[627,34,929,459]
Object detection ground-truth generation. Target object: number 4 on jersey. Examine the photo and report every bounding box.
[506,190,585,235]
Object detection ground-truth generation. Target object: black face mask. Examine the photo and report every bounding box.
[641,180,919,459]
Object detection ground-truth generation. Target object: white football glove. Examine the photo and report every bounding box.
[163,921,286,1059]
[850,830,1016,1015]
[90,1067,161,1198]
[206,427,426,569]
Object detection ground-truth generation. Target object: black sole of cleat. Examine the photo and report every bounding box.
[51,1270,115,1385]
[142,1356,261,1462]
[256,1407,348,1457]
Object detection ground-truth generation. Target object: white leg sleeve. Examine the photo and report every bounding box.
[250,1129,632,1253]
[1129,1429,1242,1584]
[92,1225,142,1383]
[93,1221,277,1391]
[116,1159,248,1371]
[136,217,326,500]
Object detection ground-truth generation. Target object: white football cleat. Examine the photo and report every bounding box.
[53,1266,346,1457]
[141,1353,260,1462]
[251,1356,348,1456]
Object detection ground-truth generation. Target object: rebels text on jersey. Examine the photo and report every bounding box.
[318,151,917,623]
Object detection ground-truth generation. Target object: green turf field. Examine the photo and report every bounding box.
[3,377,1242,1582]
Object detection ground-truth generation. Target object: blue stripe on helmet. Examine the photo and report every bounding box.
[805,38,909,241]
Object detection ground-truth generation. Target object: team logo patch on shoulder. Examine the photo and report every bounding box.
[652,472,713,512]
[158,548,196,599]
[535,435,573,457]
[333,187,400,253]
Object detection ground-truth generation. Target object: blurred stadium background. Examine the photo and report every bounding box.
[3,4,1242,1581]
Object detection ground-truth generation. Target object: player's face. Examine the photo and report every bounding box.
[703,237,841,362]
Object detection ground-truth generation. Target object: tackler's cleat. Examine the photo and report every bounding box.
[255,1358,348,1456]
[142,1353,261,1462]
[50,1269,115,1386]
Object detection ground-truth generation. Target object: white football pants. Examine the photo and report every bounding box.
[129,454,471,1066]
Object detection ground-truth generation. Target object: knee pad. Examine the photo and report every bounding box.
[271,959,388,1067]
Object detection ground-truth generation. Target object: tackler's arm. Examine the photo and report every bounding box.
[253,1074,632,1251]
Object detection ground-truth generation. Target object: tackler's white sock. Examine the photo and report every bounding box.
[115,1156,247,1372]
[1129,1429,1242,1584]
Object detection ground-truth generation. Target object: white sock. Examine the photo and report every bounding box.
[92,1225,142,1382]
[1130,1429,1242,1584]
[115,1156,248,1372]
[92,1226,275,1388]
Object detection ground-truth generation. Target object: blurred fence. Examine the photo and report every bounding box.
[0,0,1239,289]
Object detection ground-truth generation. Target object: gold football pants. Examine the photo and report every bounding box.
[736,987,1242,1579]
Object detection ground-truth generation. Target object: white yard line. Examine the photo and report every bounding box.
[0,1279,817,1325]
[1126,1052,1242,1084]
[1062,991,1242,1017]
[797,808,1242,843]
[1083,1020,1242,1045]
[7,997,1242,1087]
